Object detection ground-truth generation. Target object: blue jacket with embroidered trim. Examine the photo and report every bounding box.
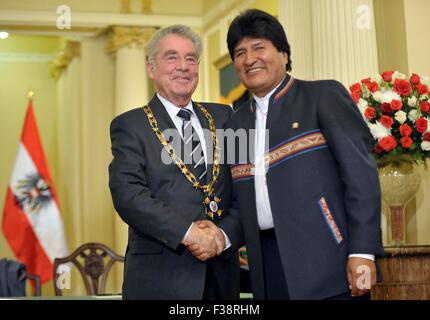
[224,74,384,300]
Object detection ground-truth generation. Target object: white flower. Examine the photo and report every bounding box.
[421,141,430,151]
[393,71,406,80]
[362,88,371,98]
[358,98,368,107]
[380,89,401,104]
[408,96,417,107]
[395,111,407,124]
[372,91,382,102]
[408,109,421,122]
[368,121,391,140]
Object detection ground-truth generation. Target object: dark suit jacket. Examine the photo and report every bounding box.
[226,74,384,299]
[109,95,240,299]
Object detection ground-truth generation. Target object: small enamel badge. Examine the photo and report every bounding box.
[204,194,223,220]
[292,122,299,129]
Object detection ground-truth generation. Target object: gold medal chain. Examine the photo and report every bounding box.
[142,103,220,194]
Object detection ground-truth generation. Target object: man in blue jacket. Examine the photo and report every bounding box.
[224,9,384,300]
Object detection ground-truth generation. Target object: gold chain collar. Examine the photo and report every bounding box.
[142,103,220,195]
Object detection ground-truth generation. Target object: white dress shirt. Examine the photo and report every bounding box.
[157,93,208,167]
[252,81,374,261]
[157,94,231,249]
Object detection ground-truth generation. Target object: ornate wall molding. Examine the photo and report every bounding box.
[106,26,156,56]
[0,52,54,62]
[49,40,81,79]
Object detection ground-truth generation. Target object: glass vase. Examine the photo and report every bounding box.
[378,162,421,246]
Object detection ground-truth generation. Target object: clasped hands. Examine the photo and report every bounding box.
[182,220,225,262]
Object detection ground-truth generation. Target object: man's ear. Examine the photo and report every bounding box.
[282,52,289,65]
[146,62,155,79]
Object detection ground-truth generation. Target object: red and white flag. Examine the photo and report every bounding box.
[2,99,68,284]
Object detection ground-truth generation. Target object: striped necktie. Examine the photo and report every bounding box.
[177,109,207,182]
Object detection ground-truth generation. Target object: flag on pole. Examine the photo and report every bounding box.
[2,98,68,284]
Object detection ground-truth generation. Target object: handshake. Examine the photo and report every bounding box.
[182,220,226,262]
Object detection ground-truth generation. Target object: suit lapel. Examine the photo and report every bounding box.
[148,94,177,131]
[266,74,296,150]
[241,100,257,164]
[148,94,184,163]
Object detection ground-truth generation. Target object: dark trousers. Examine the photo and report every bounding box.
[260,229,371,300]
[203,263,221,300]
[260,228,290,300]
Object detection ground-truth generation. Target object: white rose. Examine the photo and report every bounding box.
[358,98,368,108]
[395,111,407,124]
[421,141,430,151]
[380,89,401,103]
[408,109,421,122]
[408,96,417,107]
[368,121,391,140]
[372,91,382,102]
[393,71,406,80]
[362,88,371,98]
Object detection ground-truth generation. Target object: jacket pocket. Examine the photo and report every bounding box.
[128,239,164,255]
[317,196,344,244]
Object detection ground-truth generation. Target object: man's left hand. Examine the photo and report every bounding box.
[347,257,377,297]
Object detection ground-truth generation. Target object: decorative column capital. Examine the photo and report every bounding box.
[121,0,152,14]
[49,40,81,80]
[141,0,152,14]
[106,26,156,56]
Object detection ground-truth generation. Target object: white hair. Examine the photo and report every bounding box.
[147,24,202,67]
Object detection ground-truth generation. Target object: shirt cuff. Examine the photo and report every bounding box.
[349,254,375,261]
[182,222,194,244]
[219,228,231,251]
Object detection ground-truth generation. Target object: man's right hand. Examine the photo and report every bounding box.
[184,220,225,261]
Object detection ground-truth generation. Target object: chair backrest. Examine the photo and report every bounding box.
[53,242,124,296]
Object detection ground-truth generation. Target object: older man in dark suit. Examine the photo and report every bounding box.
[225,9,384,300]
[109,25,239,299]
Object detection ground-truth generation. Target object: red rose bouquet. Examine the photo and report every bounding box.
[350,71,430,167]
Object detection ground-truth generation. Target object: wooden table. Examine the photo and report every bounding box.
[371,245,430,299]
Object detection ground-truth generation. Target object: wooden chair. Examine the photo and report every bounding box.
[53,242,124,296]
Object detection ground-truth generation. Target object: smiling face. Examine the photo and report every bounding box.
[233,37,289,97]
[147,34,199,107]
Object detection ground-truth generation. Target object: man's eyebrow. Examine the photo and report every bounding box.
[163,49,178,56]
[234,41,265,54]
[251,41,264,47]
[234,47,245,54]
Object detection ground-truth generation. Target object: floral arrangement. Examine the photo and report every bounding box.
[350,71,430,167]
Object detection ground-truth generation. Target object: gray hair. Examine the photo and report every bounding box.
[147,24,202,66]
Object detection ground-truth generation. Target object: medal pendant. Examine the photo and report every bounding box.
[204,194,223,220]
